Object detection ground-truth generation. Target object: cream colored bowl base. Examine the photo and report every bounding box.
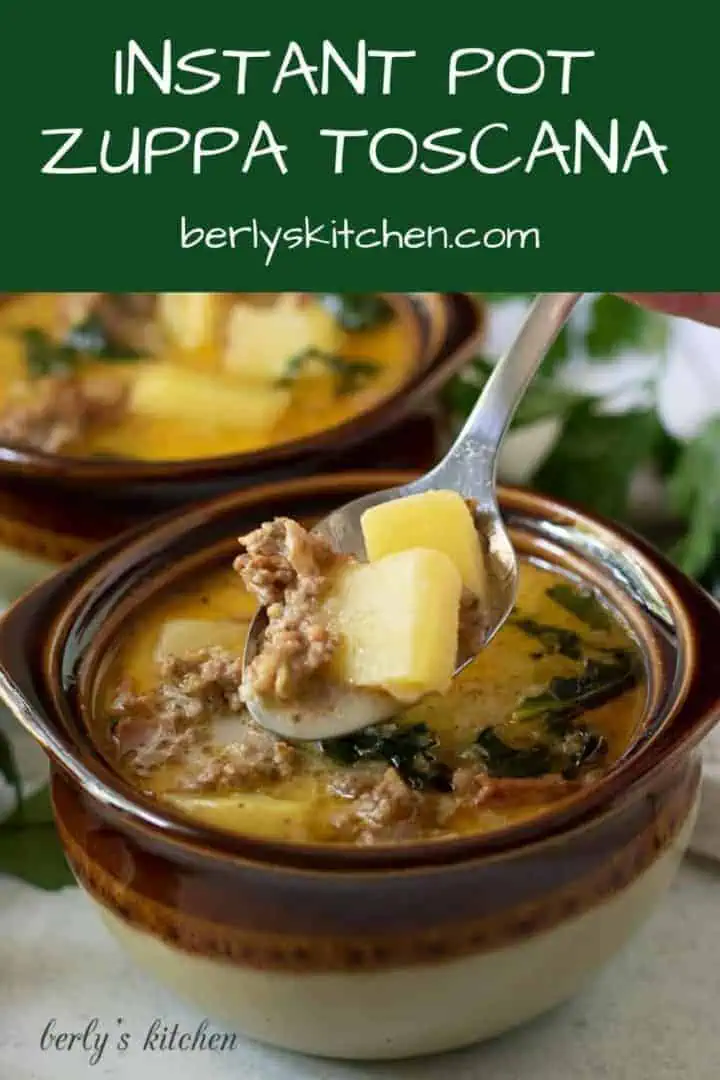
[94,800,697,1061]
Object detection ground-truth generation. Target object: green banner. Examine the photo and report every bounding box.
[1,1,716,288]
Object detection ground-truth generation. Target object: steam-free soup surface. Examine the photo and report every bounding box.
[98,557,645,846]
[0,292,412,461]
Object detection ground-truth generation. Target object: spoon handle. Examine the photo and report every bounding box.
[452,292,582,458]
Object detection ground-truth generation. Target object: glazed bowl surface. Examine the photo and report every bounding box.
[0,472,718,1060]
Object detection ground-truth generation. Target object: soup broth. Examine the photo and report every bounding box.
[0,293,413,461]
[97,556,645,846]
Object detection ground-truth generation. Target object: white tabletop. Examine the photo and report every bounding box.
[0,857,718,1080]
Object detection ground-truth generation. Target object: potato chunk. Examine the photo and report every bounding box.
[224,294,342,381]
[154,619,248,665]
[158,293,214,350]
[326,548,462,702]
[130,364,290,432]
[165,793,310,841]
[361,490,485,598]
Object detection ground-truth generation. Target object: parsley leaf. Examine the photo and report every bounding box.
[586,294,667,358]
[0,785,75,891]
[534,403,664,520]
[667,418,720,577]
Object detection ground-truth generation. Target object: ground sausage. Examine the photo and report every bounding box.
[181,724,297,792]
[234,518,342,700]
[329,767,427,844]
[111,647,249,775]
[0,373,128,454]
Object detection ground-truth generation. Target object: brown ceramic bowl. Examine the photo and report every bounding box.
[0,472,718,1060]
[0,293,482,503]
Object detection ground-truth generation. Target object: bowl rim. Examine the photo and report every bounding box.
[0,293,482,484]
[1,470,719,874]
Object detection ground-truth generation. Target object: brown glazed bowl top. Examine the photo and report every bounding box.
[0,293,482,499]
[1,471,719,876]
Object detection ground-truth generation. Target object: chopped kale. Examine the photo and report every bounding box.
[23,329,78,378]
[513,651,639,723]
[321,721,452,792]
[277,347,379,396]
[475,718,608,780]
[475,728,554,778]
[321,293,393,333]
[473,649,638,781]
[511,616,584,660]
[546,584,612,631]
[22,316,143,379]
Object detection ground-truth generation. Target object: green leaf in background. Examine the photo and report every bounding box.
[667,418,720,577]
[0,726,22,808]
[586,294,667,358]
[443,356,586,429]
[542,324,571,375]
[534,403,664,521]
[0,784,75,891]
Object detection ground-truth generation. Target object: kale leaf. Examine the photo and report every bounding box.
[510,617,584,660]
[321,721,453,792]
[22,315,143,379]
[278,347,379,396]
[546,584,612,631]
[512,651,639,724]
[475,716,608,781]
[321,293,393,333]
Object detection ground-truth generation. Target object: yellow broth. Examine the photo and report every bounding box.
[0,293,414,461]
[97,559,645,845]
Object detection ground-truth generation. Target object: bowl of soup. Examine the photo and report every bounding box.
[0,472,718,1060]
[0,292,481,500]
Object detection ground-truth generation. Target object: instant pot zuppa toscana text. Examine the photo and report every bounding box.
[100,491,645,845]
[0,293,409,460]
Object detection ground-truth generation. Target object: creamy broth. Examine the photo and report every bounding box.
[97,558,645,845]
[0,293,413,461]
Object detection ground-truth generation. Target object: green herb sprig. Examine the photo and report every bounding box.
[321,721,453,792]
[22,313,144,379]
[0,727,74,890]
[321,293,393,333]
[278,347,379,397]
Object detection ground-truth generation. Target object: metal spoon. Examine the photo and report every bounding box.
[244,292,582,740]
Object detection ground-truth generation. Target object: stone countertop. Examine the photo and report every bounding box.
[0,859,717,1080]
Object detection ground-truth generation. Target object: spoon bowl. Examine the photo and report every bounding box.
[244,293,582,740]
